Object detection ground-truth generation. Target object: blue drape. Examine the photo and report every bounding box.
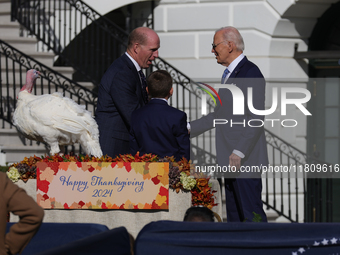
[6,222,108,254]
[135,221,340,255]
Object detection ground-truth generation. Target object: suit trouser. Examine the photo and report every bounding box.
[101,137,129,158]
[225,178,267,222]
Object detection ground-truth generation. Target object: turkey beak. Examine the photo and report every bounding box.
[37,71,41,78]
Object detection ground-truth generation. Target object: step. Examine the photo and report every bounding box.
[2,68,82,83]
[3,143,84,165]
[0,96,95,120]
[0,2,10,14]
[0,89,95,119]
[0,110,15,121]
[0,69,91,91]
[0,50,55,67]
[3,148,49,165]
[0,69,72,85]
[0,87,95,109]
[77,82,97,90]
[2,142,47,152]
[0,61,74,73]
[0,13,11,24]
[52,66,75,75]
[1,37,38,52]
[0,67,74,81]
[0,128,32,146]
[0,83,96,109]
[274,215,295,223]
[265,209,280,222]
[25,52,59,67]
[0,117,14,127]
[0,23,20,36]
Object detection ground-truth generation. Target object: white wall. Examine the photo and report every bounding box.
[83,0,150,16]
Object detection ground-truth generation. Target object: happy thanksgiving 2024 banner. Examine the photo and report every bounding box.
[36,162,169,210]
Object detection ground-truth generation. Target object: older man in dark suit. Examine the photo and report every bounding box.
[95,27,160,158]
[190,26,268,222]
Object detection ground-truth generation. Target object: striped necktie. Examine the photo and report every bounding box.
[221,68,230,84]
[138,70,149,104]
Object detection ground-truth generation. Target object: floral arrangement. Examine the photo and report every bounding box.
[191,178,217,209]
[6,167,21,182]
[7,153,217,209]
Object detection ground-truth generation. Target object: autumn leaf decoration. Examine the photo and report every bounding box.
[8,152,217,209]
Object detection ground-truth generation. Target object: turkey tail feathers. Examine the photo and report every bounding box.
[80,133,103,158]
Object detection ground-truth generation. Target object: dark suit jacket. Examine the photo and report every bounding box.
[95,54,145,158]
[0,172,44,255]
[191,56,268,171]
[190,56,268,222]
[130,99,190,161]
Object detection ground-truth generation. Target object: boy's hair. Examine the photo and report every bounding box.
[146,70,172,98]
[183,206,215,222]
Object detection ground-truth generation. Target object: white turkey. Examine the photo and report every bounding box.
[13,69,103,157]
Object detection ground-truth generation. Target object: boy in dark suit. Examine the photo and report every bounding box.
[130,70,190,161]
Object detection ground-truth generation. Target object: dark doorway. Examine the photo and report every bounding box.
[307,1,340,222]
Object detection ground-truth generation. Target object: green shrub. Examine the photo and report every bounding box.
[0,165,9,173]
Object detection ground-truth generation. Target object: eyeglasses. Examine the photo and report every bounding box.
[212,40,227,50]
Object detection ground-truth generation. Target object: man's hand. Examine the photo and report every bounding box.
[229,153,241,170]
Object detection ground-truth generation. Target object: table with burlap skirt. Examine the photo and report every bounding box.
[11,179,222,238]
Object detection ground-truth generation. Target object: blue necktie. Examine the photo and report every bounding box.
[221,68,230,84]
[139,70,149,104]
